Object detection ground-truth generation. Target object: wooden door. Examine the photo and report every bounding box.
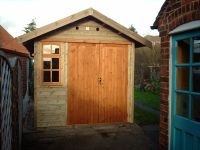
[68,43,100,124]
[68,43,128,124]
[99,44,128,123]
[171,32,200,150]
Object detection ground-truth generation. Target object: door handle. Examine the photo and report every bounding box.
[98,77,102,85]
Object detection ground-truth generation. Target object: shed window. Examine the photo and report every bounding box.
[42,43,61,85]
[173,33,200,122]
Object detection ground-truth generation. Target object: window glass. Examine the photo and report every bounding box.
[52,71,59,82]
[176,93,189,118]
[193,37,200,63]
[193,67,200,92]
[52,45,59,54]
[177,39,190,64]
[52,58,59,69]
[192,96,200,122]
[42,44,61,84]
[43,45,51,54]
[174,35,200,123]
[176,67,189,91]
[43,71,50,82]
[43,58,51,69]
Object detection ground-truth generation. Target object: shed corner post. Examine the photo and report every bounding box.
[127,43,135,123]
[65,42,69,125]
[33,41,40,128]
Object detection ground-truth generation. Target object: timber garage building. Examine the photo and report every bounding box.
[17,8,151,127]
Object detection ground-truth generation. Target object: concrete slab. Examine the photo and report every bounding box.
[22,124,158,150]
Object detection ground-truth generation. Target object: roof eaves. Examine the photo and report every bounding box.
[0,48,30,57]
[151,0,169,29]
[92,9,152,48]
[17,8,93,43]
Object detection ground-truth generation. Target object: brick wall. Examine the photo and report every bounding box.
[156,0,200,149]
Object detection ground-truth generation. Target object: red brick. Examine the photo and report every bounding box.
[155,0,200,149]
[182,0,192,5]
[160,104,169,112]
[161,41,170,48]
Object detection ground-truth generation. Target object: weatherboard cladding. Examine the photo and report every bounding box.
[40,19,130,42]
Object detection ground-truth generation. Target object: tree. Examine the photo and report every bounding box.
[129,24,137,33]
[134,35,161,93]
[23,19,36,33]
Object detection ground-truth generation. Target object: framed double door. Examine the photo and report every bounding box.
[68,42,128,124]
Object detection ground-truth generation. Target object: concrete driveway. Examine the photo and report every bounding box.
[22,124,158,150]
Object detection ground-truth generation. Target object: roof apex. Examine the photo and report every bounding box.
[88,7,94,15]
[17,8,152,48]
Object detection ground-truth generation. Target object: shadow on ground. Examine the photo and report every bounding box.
[22,124,158,150]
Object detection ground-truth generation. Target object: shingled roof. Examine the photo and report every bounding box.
[0,25,29,57]
[17,8,152,48]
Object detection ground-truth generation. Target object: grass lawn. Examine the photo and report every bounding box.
[134,107,159,126]
[134,89,160,110]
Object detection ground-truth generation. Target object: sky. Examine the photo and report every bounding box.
[0,0,165,37]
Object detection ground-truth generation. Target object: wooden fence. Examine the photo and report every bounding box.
[0,52,22,150]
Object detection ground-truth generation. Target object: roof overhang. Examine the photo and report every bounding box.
[17,8,152,48]
[0,48,30,57]
[169,20,200,35]
[0,25,29,57]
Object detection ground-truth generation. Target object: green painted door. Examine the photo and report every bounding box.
[171,31,200,150]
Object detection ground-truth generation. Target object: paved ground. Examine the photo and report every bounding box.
[22,124,158,150]
[142,124,159,149]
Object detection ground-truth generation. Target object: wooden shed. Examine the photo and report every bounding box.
[17,8,151,127]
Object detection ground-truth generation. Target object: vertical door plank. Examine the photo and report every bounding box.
[100,44,128,123]
[68,43,99,124]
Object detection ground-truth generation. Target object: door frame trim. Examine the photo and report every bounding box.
[127,43,135,123]
[40,38,132,45]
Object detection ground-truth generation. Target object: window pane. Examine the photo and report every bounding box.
[193,67,200,92]
[43,71,50,82]
[177,39,190,64]
[193,37,200,63]
[192,96,200,122]
[43,45,51,54]
[52,45,59,54]
[176,67,189,91]
[176,93,189,118]
[52,71,59,82]
[43,58,51,69]
[52,58,59,69]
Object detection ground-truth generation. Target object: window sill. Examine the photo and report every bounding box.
[41,82,63,87]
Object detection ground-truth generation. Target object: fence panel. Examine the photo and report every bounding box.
[0,56,12,150]
[0,54,22,150]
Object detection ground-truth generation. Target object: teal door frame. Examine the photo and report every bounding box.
[171,30,200,150]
